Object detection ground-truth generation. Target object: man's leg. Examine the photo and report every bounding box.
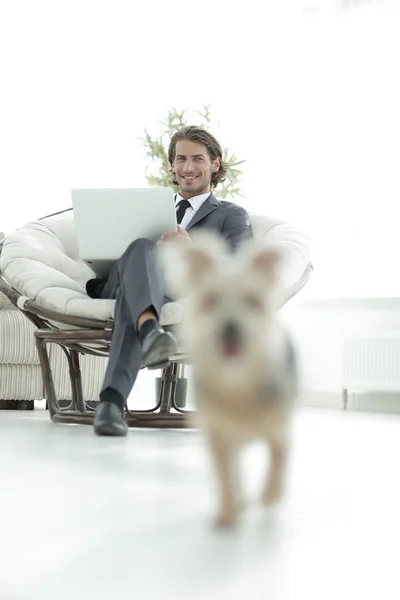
[93,238,177,436]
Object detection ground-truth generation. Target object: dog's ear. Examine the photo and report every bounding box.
[183,245,214,279]
[242,242,282,285]
[158,231,228,296]
[252,247,281,280]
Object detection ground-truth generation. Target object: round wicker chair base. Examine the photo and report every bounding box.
[51,411,192,428]
[0,273,196,430]
[33,325,194,429]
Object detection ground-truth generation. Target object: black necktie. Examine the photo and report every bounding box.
[176,199,191,225]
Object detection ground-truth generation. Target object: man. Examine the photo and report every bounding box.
[87,125,253,436]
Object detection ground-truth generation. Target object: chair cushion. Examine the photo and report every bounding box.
[0,208,311,324]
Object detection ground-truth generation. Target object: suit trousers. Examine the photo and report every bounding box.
[99,238,170,402]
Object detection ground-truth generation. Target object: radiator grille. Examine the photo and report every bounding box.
[344,336,400,390]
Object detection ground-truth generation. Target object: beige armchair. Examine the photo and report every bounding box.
[0,208,312,425]
[0,230,108,409]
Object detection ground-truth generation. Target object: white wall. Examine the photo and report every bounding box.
[1,0,399,298]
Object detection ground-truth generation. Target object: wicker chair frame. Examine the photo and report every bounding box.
[0,275,192,428]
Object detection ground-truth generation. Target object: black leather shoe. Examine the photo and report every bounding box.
[141,326,178,369]
[93,401,128,436]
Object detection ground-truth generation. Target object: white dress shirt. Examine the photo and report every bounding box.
[175,192,211,230]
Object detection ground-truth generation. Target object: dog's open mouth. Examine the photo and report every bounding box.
[222,341,241,358]
[221,323,242,358]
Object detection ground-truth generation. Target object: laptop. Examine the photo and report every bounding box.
[72,187,177,277]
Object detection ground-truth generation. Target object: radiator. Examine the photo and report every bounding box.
[343,333,400,391]
[341,0,385,8]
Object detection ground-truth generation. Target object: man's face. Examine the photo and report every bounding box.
[172,140,220,199]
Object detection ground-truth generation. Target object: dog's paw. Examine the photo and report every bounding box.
[213,511,238,528]
[261,484,284,507]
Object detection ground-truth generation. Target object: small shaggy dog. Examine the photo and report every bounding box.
[161,233,298,526]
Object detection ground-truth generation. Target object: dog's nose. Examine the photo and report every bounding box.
[221,321,241,346]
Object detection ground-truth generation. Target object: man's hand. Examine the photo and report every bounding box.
[158,225,192,245]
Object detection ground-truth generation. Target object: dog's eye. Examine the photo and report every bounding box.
[201,293,219,310]
[243,295,263,310]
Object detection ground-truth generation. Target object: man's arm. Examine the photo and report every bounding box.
[220,204,253,252]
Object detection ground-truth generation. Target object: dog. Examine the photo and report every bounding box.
[161,232,298,526]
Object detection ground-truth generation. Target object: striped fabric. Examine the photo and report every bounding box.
[49,346,108,401]
[0,309,39,364]
[0,357,108,401]
[0,365,43,400]
[0,307,108,401]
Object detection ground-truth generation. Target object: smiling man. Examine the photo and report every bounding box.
[87,126,253,436]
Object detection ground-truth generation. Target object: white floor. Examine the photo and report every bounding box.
[1,407,400,600]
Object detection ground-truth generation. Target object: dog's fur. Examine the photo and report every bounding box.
[161,232,298,526]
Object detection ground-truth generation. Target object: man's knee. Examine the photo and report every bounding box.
[122,237,155,260]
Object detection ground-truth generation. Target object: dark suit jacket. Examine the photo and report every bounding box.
[86,192,253,298]
[184,193,252,251]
